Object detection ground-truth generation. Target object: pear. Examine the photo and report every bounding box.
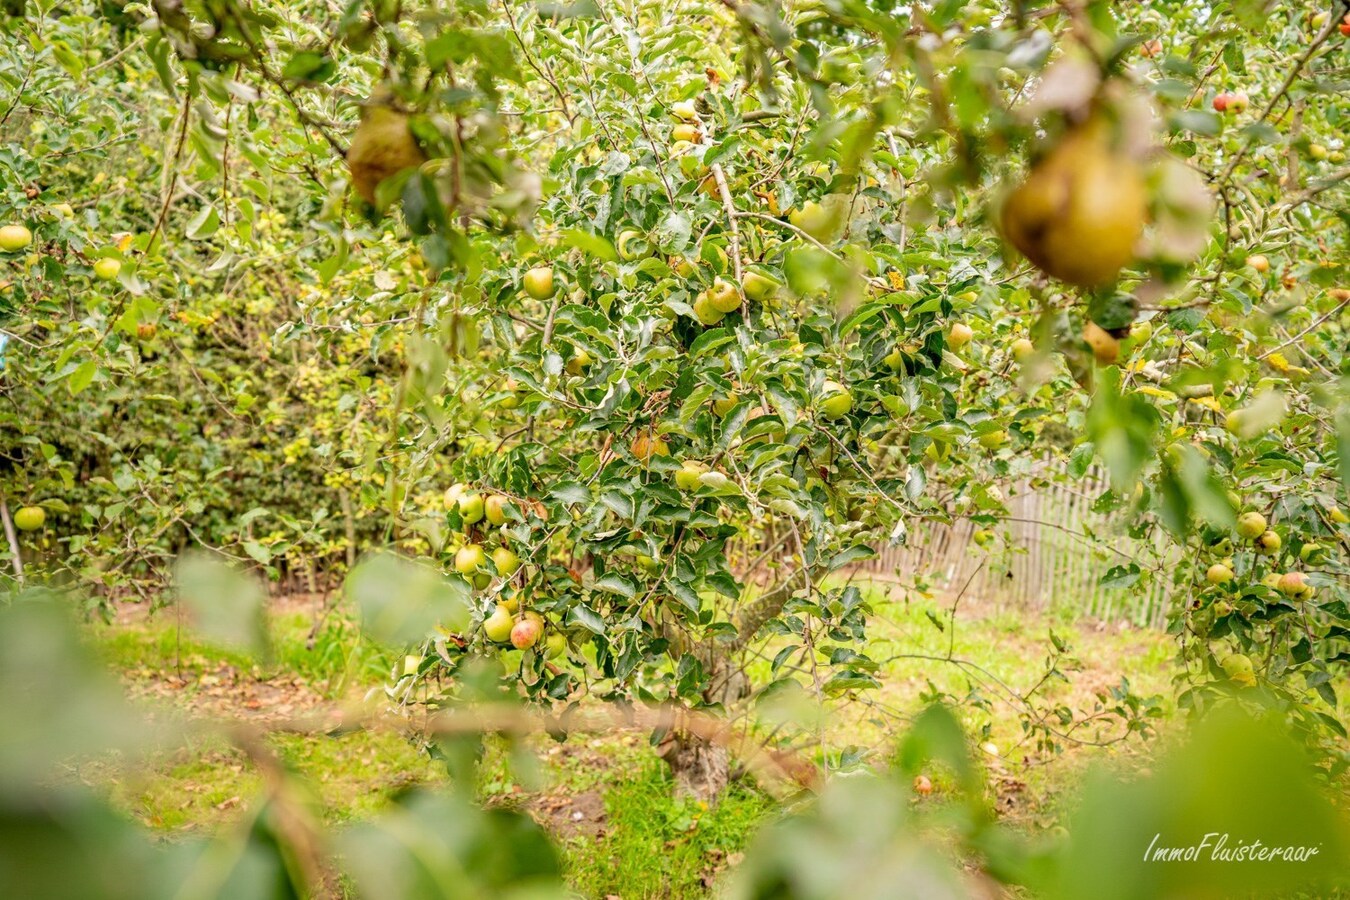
[347,94,427,206]
[1000,119,1147,288]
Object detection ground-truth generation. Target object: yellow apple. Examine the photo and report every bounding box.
[485,494,511,525]
[13,506,45,531]
[1206,563,1233,585]
[523,265,555,299]
[492,546,521,577]
[670,100,699,122]
[672,123,702,143]
[631,431,670,463]
[0,225,32,252]
[674,460,710,491]
[455,543,487,574]
[566,350,593,375]
[708,277,740,313]
[1236,512,1266,539]
[1083,321,1121,365]
[948,322,973,350]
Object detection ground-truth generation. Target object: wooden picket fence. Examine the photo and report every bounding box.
[746,459,1179,628]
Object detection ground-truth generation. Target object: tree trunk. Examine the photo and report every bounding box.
[655,571,824,803]
[658,731,730,804]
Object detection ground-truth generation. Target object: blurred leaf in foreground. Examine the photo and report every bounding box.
[0,592,169,786]
[338,789,565,900]
[347,552,471,647]
[1046,706,1350,899]
[174,552,270,657]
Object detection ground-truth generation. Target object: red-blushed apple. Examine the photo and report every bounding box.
[511,611,544,649]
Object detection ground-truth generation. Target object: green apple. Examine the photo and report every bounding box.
[692,291,727,326]
[1299,543,1325,564]
[1236,511,1266,539]
[485,494,510,526]
[711,392,738,416]
[671,256,696,278]
[565,350,593,375]
[545,631,567,659]
[1221,653,1256,687]
[455,543,487,574]
[617,229,650,261]
[523,265,555,299]
[674,460,710,491]
[788,199,842,242]
[708,277,740,313]
[978,430,1008,450]
[0,224,32,252]
[492,546,521,577]
[972,529,994,547]
[13,506,45,531]
[458,492,485,524]
[1010,338,1034,362]
[93,257,121,281]
[1206,563,1233,585]
[483,604,516,643]
[883,349,904,372]
[818,380,853,419]
[741,270,780,302]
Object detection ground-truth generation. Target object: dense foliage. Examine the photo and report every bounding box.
[1,0,1348,800]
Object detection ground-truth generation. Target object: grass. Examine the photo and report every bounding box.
[562,765,777,899]
[78,588,1180,896]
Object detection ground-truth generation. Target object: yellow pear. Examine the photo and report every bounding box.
[1000,119,1147,288]
[347,96,427,206]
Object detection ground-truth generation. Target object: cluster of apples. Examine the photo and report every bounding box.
[445,484,522,589]
[684,263,781,327]
[482,603,565,655]
[1211,91,1250,114]
[1311,11,1350,36]
[442,483,561,653]
[517,264,593,377]
[0,222,122,279]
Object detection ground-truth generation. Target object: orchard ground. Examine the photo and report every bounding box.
[84,581,1177,899]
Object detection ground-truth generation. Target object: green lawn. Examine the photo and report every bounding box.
[81,587,1176,896]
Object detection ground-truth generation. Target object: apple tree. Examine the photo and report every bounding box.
[0,0,1347,799]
